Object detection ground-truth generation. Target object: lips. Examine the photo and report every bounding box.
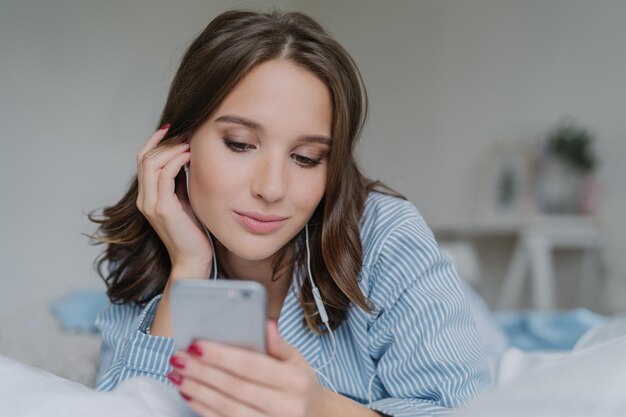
[235,211,288,222]
[233,211,289,234]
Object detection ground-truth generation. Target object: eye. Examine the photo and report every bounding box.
[223,138,255,152]
[291,153,322,168]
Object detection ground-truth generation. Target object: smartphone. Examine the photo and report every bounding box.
[170,279,267,353]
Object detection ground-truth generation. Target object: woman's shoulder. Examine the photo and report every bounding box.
[362,190,420,221]
[358,191,448,304]
[360,191,429,261]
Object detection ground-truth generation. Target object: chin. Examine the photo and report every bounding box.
[219,236,286,262]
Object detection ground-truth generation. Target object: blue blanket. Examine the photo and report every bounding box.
[493,309,607,351]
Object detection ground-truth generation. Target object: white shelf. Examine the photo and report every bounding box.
[433,215,603,310]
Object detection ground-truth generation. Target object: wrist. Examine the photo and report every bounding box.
[316,387,334,416]
[170,262,212,280]
[320,388,383,416]
[150,290,172,337]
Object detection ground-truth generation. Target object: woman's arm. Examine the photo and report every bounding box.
[94,294,176,391]
[323,390,387,416]
[150,263,211,338]
[362,211,492,415]
[96,124,213,391]
[122,123,213,342]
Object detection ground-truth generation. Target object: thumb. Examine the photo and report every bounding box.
[266,320,298,362]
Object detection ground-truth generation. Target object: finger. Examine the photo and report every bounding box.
[174,352,287,415]
[137,142,188,182]
[139,141,188,173]
[138,143,189,213]
[186,400,224,417]
[137,124,170,166]
[266,320,297,361]
[177,371,263,417]
[136,124,171,209]
[183,340,298,389]
[155,151,191,214]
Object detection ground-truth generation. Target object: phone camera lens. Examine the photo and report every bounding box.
[241,290,251,299]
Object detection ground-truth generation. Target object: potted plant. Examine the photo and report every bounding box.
[536,121,599,214]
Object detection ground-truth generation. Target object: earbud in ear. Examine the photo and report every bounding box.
[184,163,190,196]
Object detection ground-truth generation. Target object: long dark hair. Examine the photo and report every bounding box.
[89,9,402,332]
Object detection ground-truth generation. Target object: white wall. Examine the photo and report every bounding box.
[2,0,625,314]
[299,0,626,310]
[0,0,297,315]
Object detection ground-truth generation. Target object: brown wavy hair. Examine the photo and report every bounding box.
[88,9,402,333]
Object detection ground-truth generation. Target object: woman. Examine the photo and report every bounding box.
[90,9,490,417]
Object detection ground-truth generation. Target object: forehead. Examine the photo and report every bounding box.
[210,59,333,137]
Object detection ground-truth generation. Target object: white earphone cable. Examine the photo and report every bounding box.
[305,224,337,392]
[185,163,217,280]
[315,322,337,371]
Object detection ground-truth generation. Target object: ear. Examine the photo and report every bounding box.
[174,168,189,202]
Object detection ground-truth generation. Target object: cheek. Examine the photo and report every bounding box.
[191,146,247,195]
[292,170,327,211]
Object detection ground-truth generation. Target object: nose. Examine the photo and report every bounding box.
[250,153,287,203]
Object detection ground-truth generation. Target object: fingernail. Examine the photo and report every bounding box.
[180,392,191,401]
[187,343,203,357]
[159,123,171,130]
[167,371,183,386]
[169,355,186,370]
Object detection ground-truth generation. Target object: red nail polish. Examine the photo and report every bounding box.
[160,123,171,130]
[187,343,203,357]
[181,392,191,401]
[167,371,183,386]
[169,355,186,370]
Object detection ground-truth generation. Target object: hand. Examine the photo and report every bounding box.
[168,321,328,417]
[136,125,213,278]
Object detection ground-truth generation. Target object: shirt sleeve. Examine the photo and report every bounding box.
[364,216,492,416]
[94,294,176,391]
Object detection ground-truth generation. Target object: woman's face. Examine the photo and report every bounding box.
[188,59,332,263]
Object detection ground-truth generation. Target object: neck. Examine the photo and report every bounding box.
[214,242,293,321]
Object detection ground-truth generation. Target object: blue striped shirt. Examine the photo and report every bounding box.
[95,192,491,416]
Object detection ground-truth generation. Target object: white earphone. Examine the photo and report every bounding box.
[185,163,218,280]
[304,220,338,392]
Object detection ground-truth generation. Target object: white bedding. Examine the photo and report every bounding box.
[0,301,101,386]
[455,334,626,417]
[0,354,194,417]
[2,335,625,416]
[2,298,625,416]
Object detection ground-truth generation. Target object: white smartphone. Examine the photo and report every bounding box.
[170,279,267,353]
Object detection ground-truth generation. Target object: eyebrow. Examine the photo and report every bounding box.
[214,114,332,146]
[215,114,261,131]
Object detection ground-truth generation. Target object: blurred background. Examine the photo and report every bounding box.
[1,0,625,336]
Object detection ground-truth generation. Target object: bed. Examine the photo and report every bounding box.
[1,287,624,416]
